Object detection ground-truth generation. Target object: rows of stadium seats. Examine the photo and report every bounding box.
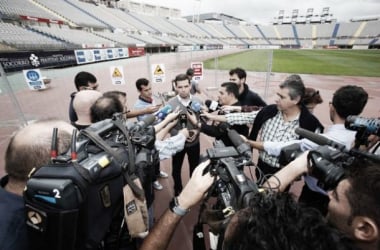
[0,0,379,50]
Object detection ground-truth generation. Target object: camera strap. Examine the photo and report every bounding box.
[111,119,145,199]
[80,127,144,198]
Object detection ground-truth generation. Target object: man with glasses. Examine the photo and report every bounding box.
[69,71,99,124]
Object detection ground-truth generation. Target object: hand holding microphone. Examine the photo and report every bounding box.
[155,104,173,123]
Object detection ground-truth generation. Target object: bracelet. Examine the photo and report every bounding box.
[169,197,190,216]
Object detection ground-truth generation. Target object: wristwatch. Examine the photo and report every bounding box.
[169,197,190,216]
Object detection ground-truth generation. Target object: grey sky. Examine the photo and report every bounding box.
[139,0,380,24]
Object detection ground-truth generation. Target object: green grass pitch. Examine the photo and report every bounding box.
[203,49,380,77]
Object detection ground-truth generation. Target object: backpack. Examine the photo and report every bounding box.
[24,117,152,250]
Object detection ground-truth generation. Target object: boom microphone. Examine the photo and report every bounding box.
[295,128,346,151]
[205,99,220,112]
[227,129,252,160]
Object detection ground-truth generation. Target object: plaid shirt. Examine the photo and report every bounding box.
[259,111,299,168]
[225,111,259,125]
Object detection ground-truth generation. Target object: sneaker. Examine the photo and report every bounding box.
[159,171,169,178]
[153,181,163,190]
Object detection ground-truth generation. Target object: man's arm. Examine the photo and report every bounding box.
[200,112,227,122]
[154,110,180,134]
[263,152,309,192]
[140,161,214,250]
[225,112,258,125]
[127,105,161,118]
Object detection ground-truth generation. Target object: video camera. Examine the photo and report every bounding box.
[204,129,258,216]
[24,114,158,250]
[279,116,380,191]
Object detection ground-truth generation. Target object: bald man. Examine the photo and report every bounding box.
[0,119,74,250]
[73,89,102,130]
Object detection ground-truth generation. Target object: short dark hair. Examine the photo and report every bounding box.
[186,68,194,76]
[103,90,126,99]
[136,78,150,91]
[280,74,305,102]
[173,73,190,86]
[346,158,380,231]
[90,96,124,123]
[221,82,239,99]
[229,67,246,80]
[224,192,355,250]
[332,85,368,119]
[74,71,97,91]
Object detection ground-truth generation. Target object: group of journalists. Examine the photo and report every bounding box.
[0,67,379,250]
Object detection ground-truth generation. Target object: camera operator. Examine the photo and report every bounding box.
[89,95,188,231]
[264,151,380,250]
[0,119,74,250]
[189,82,249,146]
[140,161,357,250]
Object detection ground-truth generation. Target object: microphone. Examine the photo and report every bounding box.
[155,104,172,122]
[227,129,252,160]
[205,99,220,112]
[189,101,202,113]
[127,114,156,132]
[295,128,346,151]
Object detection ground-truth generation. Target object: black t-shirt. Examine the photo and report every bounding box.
[238,83,267,107]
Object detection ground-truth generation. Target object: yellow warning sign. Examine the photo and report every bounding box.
[112,67,123,78]
[154,65,164,75]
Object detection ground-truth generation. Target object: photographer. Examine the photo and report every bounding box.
[264,151,380,250]
[0,119,74,250]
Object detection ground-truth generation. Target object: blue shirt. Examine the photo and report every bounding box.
[0,176,29,250]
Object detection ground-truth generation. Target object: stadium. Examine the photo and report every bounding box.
[0,1,380,250]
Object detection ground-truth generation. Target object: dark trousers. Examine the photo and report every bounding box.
[172,142,200,195]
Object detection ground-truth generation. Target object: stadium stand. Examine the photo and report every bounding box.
[0,0,379,52]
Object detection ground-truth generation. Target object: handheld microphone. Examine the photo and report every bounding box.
[227,129,252,160]
[295,128,346,151]
[155,104,172,122]
[205,99,220,112]
[189,101,202,113]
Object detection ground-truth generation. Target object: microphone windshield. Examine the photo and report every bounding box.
[156,104,172,120]
[227,129,252,159]
[190,101,202,113]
